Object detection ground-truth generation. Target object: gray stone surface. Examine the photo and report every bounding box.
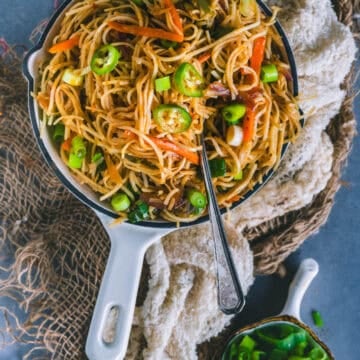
[0,1,359,358]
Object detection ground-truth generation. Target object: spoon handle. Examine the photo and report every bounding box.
[200,136,246,314]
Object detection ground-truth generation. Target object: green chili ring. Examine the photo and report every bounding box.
[174,62,205,97]
[153,104,192,133]
[91,45,121,76]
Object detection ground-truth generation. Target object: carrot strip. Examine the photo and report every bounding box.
[197,52,211,64]
[36,93,50,111]
[108,22,184,43]
[243,107,256,142]
[163,0,183,36]
[48,36,80,54]
[250,36,266,77]
[104,154,122,183]
[228,195,241,203]
[61,137,72,152]
[122,130,137,140]
[149,136,199,165]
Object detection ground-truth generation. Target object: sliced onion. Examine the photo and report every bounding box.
[226,125,244,147]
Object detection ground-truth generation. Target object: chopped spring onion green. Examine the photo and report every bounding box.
[155,76,171,92]
[62,68,84,86]
[197,0,210,13]
[53,123,65,142]
[260,64,279,83]
[221,103,246,124]
[212,26,233,40]
[240,0,257,17]
[92,152,104,164]
[209,158,226,178]
[131,0,144,6]
[128,200,150,223]
[222,323,330,360]
[160,39,179,49]
[234,170,243,180]
[111,193,131,212]
[71,136,87,159]
[68,153,83,169]
[193,207,205,215]
[239,335,256,352]
[312,310,324,328]
[187,189,207,208]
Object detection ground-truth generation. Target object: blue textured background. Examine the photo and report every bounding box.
[0,1,359,359]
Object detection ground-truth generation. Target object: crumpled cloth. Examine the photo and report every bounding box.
[126,0,356,358]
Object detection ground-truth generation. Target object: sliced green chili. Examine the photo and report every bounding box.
[221,103,246,124]
[111,193,131,212]
[153,104,192,133]
[209,158,226,177]
[260,64,279,83]
[252,351,266,360]
[269,349,288,360]
[174,62,205,97]
[71,136,87,159]
[309,347,328,360]
[155,76,171,92]
[53,123,65,142]
[187,189,207,208]
[293,341,308,356]
[91,45,121,76]
[256,328,307,351]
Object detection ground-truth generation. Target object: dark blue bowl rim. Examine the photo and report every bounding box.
[22,0,300,229]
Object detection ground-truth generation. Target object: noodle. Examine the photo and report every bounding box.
[36,0,301,222]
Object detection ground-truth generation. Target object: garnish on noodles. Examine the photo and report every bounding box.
[35,0,301,223]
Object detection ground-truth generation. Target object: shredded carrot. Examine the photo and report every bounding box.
[48,35,80,54]
[197,52,211,64]
[250,36,266,77]
[228,195,241,203]
[243,107,256,142]
[104,154,122,183]
[36,93,50,111]
[108,22,184,43]
[122,130,137,140]
[163,0,183,36]
[61,137,73,152]
[149,136,199,165]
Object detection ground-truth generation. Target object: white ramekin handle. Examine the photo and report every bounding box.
[280,258,319,320]
[85,214,170,360]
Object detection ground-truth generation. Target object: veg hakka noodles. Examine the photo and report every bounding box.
[36,0,301,223]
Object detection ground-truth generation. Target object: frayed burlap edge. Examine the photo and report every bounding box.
[0,0,357,359]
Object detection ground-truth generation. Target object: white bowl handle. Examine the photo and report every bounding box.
[85,213,171,360]
[280,258,319,321]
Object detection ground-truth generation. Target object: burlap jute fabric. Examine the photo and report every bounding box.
[0,0,358,359]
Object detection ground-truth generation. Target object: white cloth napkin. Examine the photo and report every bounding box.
[127,0,356,358]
